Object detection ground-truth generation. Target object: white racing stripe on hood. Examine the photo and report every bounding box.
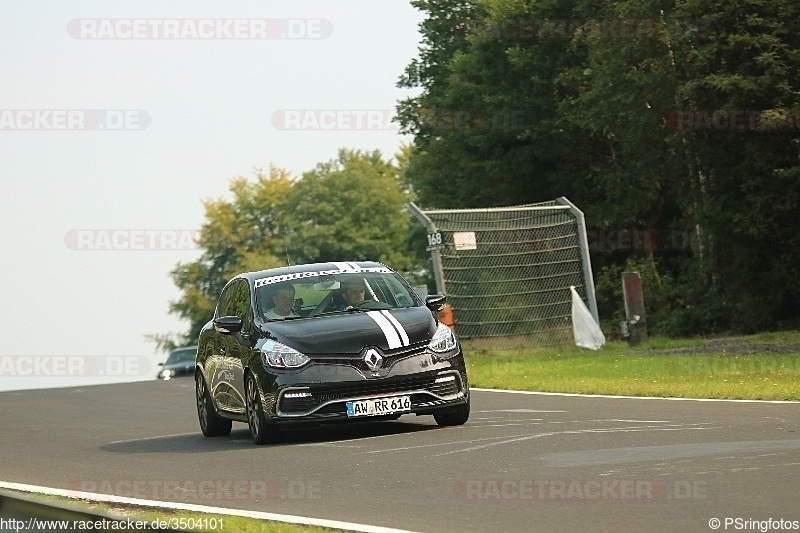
[381,310,410,346]
[366,311,408,350]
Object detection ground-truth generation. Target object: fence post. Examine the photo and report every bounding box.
[407,202,446,296]
[556,196,599,324]
[621,271,648,346]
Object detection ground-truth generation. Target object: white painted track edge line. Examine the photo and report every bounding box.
[471,387,798,404]
[0,481,418,533]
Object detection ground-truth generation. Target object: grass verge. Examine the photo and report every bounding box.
[463,331,800,401]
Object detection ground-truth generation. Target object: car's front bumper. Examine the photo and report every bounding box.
[256,347,469,423]
[275,369,468,420]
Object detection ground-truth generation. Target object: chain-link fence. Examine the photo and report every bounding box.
[408,198,598,346]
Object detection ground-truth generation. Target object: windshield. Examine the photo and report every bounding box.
[254,269,422,320]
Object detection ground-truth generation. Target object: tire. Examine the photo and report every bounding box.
[245,372,279,445]
[434,396,470,427]
[196,371,232,437]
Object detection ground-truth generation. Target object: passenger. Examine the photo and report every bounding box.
[263,284,300,320]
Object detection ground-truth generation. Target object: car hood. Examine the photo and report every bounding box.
[260,307,437,354]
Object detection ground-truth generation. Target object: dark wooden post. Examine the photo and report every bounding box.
[622,272,648,346]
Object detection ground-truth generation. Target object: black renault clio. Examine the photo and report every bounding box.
[195,261,470,444]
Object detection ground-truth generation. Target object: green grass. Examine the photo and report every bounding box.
[464,332,800,401]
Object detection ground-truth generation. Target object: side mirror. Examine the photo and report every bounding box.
[214,315,242,334]
[425,294,447,313]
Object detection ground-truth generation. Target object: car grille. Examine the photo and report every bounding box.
[311,342,427,372]
[277,371,465,416]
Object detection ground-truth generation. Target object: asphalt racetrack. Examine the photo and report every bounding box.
[1,380,798,532]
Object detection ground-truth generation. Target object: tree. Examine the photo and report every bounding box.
[667,0,800,330]
[161,165,293,348]
[397,0,594,208]
[556,0,690,284]
[398,0,800,334]
[283,148,419,272]
[156,150,424,350]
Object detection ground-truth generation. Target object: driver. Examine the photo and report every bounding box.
[338,278,367,310]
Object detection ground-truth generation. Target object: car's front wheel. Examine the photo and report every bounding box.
[434,396,470,427]
[196,371,232,437]
[245,372,279,445]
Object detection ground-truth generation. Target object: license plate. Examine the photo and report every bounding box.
[346,395,411,417]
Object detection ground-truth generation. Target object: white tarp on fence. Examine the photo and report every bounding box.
[571,286,605,350]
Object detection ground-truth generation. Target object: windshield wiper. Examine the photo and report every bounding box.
[263,315,306,322]
[314,307,369,317]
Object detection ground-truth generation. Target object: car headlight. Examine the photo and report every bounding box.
[429,322,458,355]
[160,369,175,379]
[261,339,311,369]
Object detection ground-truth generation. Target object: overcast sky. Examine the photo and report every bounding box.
[0,1,424,391]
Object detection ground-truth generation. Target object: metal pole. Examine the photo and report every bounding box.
[406,202,446,296]
[556,197,600,323]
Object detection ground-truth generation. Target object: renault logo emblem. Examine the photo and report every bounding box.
[364,348,383,371]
